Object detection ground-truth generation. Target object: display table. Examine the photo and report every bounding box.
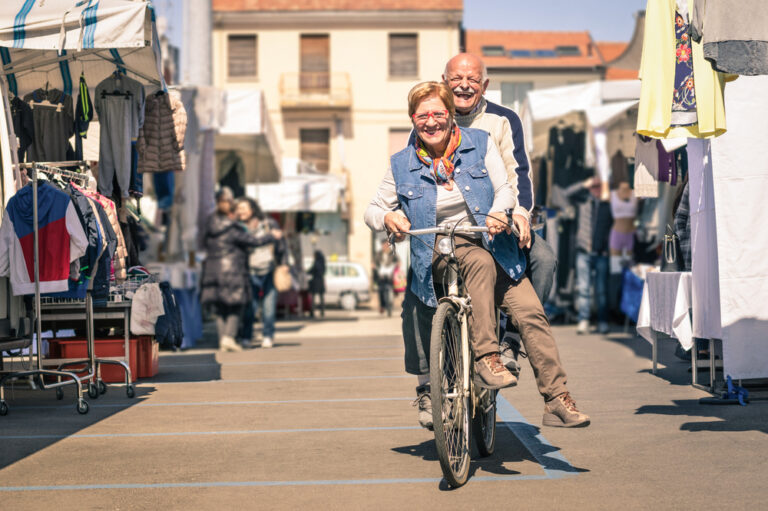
[637,271,693,354]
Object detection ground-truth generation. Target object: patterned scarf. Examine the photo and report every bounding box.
[415,124,462,188]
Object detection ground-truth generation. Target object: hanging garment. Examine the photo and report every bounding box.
[218,152,245,198]
[634,135,661,198]
[72,184,127,283]
[657,140,677,185]
[0,182,87,295]
[610,190,639,219]
[74,75,94,161]
[87,197,115,304]
[22,88,75,162]
[137,90,187,173]
[10,96,34,162]
[638,0,728,139]
[130,282,165,335]
[671,0,698,127]
[155,281,183,349]
[691,0,768,76]
[95,74,146,198]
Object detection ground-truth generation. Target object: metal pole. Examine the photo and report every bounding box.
[183,0,212,86]
[32,166,42,371]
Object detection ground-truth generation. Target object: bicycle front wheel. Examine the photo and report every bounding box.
[430,301,471,487]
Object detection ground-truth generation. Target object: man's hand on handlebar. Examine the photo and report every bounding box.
[486,211,511,241]
[384,211,411,242]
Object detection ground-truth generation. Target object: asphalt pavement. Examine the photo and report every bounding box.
[0,308,766,510]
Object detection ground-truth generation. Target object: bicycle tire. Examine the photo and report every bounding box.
[472,387,497,457]
[430,301,471,488]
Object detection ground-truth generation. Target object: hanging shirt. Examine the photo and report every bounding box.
[10,97,34,162]
[635,135,660,198]
[671,0,698,126]
[0,182,87,295]
[22,88,75,162]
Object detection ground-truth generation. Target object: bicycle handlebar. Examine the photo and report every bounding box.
[402,222,520,238]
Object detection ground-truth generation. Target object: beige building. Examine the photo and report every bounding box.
[212,0,462,265]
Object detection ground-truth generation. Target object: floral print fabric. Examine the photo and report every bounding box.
[671,8,698,126]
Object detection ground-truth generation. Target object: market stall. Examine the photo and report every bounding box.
[0,0,180,415]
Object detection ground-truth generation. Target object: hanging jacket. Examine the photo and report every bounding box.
[637,0,729,139]
[0,182,87,296]
[155,281,183,349]
[130,282,165,335]
[137,90,187,173]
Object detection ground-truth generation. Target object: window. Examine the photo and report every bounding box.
[509,49,532,58]
[389,34,418,77]
[300,34,330,92]
[300,128,330,173]
[501,82,533,109]
[481,45,505,57]
[345,265,359,277]
[556,45,581,57]
[534,49,557,58]
[227,34,257,78]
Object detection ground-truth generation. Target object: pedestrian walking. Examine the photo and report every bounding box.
[200,188,281,352]
[235,198,285,349]
[373,239,397,316]
[308,249,326,318]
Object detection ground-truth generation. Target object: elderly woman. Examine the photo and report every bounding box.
[365,82,589,428]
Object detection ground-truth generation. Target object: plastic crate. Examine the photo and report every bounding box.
[49,338,139,383]
[136,336,159,378]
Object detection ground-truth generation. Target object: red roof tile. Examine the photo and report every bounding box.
[466,30,604,69]
[213,0,462,11]
[596,42,629,63]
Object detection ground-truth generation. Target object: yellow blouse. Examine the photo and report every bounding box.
[637,0,728,139]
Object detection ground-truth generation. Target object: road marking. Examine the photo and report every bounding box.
[139,375,412,386]
[496,395,580,479]
[0,475,555,492]
[162,357,401,368]
[2,425,422,440]
[11,396,414,411]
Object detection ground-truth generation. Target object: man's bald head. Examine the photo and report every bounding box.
[443,53,487,82]
[442,53,489,115]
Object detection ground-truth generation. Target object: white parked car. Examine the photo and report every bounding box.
[322,261,371,311]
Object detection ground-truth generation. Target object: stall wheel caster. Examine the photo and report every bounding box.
[0,401,8,416]
[98,381,108,395]
[77,400,89,415]
[126,385,135,398]
[56,388,64,400]
[87,384,99,399]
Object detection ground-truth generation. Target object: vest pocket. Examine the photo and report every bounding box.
[396,184,424,200]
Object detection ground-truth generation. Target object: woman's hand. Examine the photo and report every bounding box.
[486,212,511,241]
[271,229,283,240]
[384,212,411,242]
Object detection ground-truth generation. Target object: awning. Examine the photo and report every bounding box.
[245,173,346,213]
[0,0,164,96]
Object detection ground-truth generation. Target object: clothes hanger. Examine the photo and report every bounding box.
[28,71,63,112]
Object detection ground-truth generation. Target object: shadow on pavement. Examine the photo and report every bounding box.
[146,353,222,383]
[392,420,588,489]
[601,332,699,387]
[635,399,768,435]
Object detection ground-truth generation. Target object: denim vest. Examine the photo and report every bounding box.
[391,127,527,307]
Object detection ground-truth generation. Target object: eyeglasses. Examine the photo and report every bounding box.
[412,110,450,123]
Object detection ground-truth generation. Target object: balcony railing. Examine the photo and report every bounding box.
[280,72,352,109]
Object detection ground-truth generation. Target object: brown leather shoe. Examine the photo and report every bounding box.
[474,353,518,390]
[543,392,590,428]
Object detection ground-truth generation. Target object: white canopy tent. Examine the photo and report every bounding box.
[0,0,164,96]
[246,172,346,214]
[519,79,640,182]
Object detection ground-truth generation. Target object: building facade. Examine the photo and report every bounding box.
[212,0,462,265]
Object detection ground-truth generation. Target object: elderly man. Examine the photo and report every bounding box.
[405,54,577,429]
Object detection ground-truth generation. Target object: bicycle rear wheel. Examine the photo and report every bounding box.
[430,301,471,487]
[472,387,497,457]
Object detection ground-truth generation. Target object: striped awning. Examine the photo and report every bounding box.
[0,0,164,96]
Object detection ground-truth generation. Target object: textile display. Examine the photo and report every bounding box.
[710,76,768,379]
[22,88,75,162]
[634,135,660,198]
[637,271,693,350]
[637,0,728,139]
[687,137,722,340]
[130,283,164,335]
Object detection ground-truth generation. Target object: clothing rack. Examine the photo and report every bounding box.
[0,163,90,415]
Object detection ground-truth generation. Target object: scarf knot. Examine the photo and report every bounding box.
[414,124,462,185]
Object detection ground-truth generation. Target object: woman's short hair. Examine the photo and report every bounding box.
[407,81,455,119]
[215,187,234,203]
[237,197,264,220]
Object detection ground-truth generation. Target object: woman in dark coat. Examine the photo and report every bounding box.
[308,249,326,318]
[201,188,281,351]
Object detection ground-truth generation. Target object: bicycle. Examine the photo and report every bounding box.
[396,221,516,488]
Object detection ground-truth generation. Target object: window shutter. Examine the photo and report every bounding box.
[389,34,418,77]
[228,35,257,78]
[300,35,330,91]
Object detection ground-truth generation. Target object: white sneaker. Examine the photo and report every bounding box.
[261,337,273,348]
[219,335,242,352]
[576,320,590,335]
